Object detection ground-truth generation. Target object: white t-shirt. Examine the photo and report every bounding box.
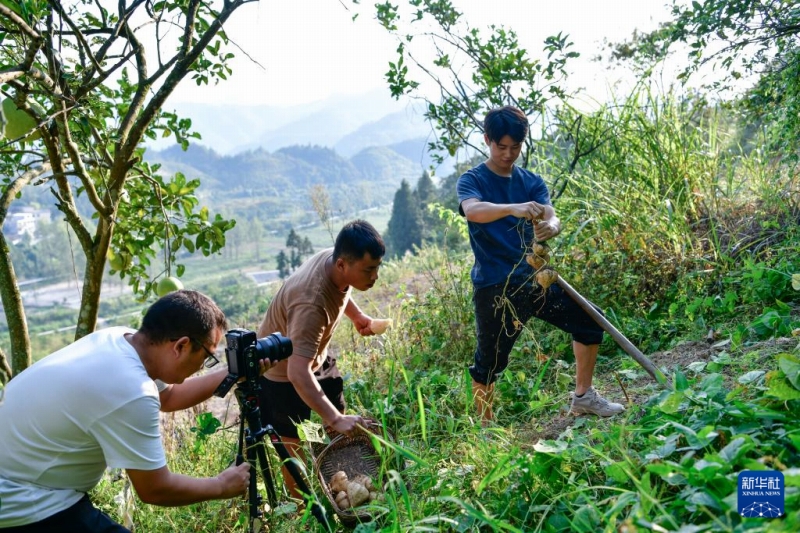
[0,327,166,526]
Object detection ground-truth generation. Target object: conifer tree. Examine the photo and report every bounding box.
[276,250,290,279]
[414,170,438,242]
[416,170,436,204]
[386,179,423,257]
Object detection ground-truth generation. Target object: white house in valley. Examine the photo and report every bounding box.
[2,206,51,244]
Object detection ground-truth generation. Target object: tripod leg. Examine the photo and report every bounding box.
[252,433,278,509]
[243,429,263,524]
[266,427,333,533]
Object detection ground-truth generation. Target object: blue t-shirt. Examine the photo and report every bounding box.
[457,162,551,288]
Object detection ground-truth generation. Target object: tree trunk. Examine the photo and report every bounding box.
[0,233,29,379]
[0,346,12,384]
[74,219,113,340]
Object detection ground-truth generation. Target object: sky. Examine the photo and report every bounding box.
[170,0,675,108]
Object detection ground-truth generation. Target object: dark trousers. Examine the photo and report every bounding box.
[470,280,605,385]
[0,494,130,533]
[257,356,345,438]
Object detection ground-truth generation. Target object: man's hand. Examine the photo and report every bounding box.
[329,413,365,437]
[351,313,375,336]
[509,201,545,221]
[257,358,276,376]
[533,219,560,241]
[216,462,251,498]
[345,299,376,336]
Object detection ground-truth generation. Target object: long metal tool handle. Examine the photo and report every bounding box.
[555,274,671,388]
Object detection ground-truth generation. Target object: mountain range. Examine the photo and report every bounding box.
[150,89,439,159]
[143,90,457,227]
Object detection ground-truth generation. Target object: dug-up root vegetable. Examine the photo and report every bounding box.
[536,268,558,289]
[532,242,550,258]
[525,253,547,270]
[329,470,383,509]
[369,318,393,335]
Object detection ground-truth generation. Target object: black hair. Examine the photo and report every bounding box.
[483,106,529,143]
[333,219,385,263]
[139,289,227,346]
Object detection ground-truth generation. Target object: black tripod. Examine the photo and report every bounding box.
[232,383,332,532]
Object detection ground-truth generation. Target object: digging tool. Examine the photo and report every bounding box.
[554,274,671,388]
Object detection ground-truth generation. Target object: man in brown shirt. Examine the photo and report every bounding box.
[256,219,385,498]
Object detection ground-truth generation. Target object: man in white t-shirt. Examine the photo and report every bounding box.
[0,290,257,532]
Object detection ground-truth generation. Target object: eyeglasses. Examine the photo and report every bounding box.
[170,336,221,368]
[191,338,220,368]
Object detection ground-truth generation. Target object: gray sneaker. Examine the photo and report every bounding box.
[570,387,625,417]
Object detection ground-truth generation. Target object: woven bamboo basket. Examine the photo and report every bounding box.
[314,421,387,528]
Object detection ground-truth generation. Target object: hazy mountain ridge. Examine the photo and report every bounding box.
[146,141,423,217]
[152,90,426,155]
[147,90,457,179]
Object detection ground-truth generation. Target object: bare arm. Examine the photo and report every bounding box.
[159,361,274,412]
[461,198,562,241]
[126,463,250,506]
[286,354,363,435]
[159,368,229,413]
[345,299,374,336]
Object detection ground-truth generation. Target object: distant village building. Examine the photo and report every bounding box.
[246,270,281,285]
[2,206,51,244]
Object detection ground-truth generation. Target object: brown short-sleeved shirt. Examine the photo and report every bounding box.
[257,249,350,382]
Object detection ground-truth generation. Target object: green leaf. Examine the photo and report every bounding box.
[765,371,800,400]
[475,453,514,496]
[687,489,722,510]
[778,353,800,389]
[646,463,687,486]
[718,437,750,464]
[645,434,678,461]
[658,391,684,414]
[605,462,631,484]
[191,412,221,439]
[532,440,568,454]
[675,370,689,391]
[784,468,800,487]
[737,370,765,384]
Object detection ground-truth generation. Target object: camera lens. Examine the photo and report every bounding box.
[254,333,293,362]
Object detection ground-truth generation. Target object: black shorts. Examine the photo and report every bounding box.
[257,356,345,439]
[3,494,129,532]
[470,279,605,385]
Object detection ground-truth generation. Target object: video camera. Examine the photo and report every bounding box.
[214,328,292,397]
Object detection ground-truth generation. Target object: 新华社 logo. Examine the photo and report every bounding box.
[737,470,784,518]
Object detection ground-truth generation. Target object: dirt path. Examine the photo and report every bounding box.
[516,336,798,444]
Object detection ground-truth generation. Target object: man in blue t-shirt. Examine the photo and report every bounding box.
[456,105,625,424]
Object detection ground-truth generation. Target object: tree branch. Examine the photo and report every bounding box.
[75,0,145,92]
[48,0,108,77]
[123,0,247,158]
[55,99,110,217]
[0,3,40,39]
